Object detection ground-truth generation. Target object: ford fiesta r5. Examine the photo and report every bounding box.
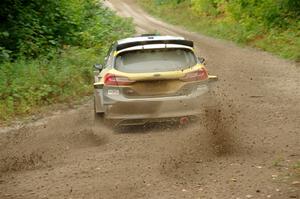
[93,35,218,126]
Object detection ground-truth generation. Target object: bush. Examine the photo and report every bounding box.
[0,1,134,121]
[138,0,300,61]
[0,48,91,119]
[0,0,134,59]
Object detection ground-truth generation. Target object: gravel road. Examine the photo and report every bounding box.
[0,0,299,198]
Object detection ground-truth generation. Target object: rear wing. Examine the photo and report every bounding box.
[116,39,194,51]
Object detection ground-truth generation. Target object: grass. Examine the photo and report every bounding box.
[137,0,300,61]
[294,161,300,177]
[0,4,135,124]
[273,157,285,167]
[0,48,96,122]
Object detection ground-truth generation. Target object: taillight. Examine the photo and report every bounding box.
[180,68,208,82]
[104,73,135,86]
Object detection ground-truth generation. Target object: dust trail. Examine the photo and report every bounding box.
[202,103,238,156]
[159,94,240,180]
[0,109,108,173]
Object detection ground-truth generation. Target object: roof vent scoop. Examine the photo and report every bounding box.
[140,33,160,37]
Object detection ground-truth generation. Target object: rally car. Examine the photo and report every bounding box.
[93,34,217,126]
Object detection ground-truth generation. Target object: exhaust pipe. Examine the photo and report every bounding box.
[179,116,189,125]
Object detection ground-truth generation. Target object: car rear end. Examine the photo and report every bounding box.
[95,36,216,126]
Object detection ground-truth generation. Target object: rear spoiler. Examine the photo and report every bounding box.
[116,39,194,51]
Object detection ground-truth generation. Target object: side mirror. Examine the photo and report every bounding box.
[198,57,206,64]
[94,64,103,71]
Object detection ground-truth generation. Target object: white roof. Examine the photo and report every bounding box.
[117,35,185,45]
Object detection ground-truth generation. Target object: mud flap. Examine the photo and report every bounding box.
[94,89,105,113]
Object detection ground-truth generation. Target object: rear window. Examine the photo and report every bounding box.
[115,48,197,73]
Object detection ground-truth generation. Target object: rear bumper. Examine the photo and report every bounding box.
[101,84,210,120]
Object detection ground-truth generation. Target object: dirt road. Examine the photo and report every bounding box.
[0,0,299,198]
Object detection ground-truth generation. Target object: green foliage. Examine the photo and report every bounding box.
[154,0,186,5]
[138,0,300,61]
[0,48,93,120]
[0,1,134,121]
[0,0,133,59]
[191,0,224,16]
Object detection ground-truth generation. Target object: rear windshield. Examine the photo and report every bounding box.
[115,48,197,73]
